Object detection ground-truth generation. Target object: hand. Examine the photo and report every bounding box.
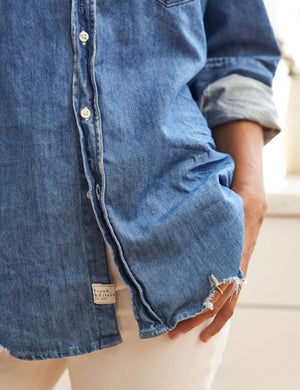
[168,120,267,342]
[168,185,267,342]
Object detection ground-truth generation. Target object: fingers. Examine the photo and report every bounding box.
[208,280,236,313]
[200,285,242,342]
[168,281,236,340]
[199,301,234,342]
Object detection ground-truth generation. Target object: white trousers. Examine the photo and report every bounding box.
[0,244,232,390]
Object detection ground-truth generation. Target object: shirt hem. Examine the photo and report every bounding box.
[5,336,123,361]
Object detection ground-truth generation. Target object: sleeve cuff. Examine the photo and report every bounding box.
[197,73,282,146]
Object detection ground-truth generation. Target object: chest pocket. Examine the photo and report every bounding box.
[156,0,195,7]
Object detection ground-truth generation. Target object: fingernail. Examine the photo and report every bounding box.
[169,332,182,340]
[200,333,211,343]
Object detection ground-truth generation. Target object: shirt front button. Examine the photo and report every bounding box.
[79,30,89,44]
[80,107,91,120]
[86,190,91,199]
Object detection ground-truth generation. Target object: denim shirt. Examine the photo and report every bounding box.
[0,0,281,360]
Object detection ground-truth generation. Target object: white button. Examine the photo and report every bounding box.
[80,107,91,120]
[79,30,89,44]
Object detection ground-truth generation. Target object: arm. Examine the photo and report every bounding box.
[188,0,282,146]
[169,120,267,342]
[197,120,267,343]
[169,0,281,342]
[211,120,267,278]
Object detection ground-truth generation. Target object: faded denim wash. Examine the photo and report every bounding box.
[0,0,281,360]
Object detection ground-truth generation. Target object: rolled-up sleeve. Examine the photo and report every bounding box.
[198,73,281,146]
[189,0,282,146]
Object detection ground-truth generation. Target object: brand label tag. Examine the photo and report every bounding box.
[92,283,116,304]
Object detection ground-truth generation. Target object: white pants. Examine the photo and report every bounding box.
[0,244,232,390]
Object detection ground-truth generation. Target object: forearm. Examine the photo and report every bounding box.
[211,119,268,276]
[212,120,265,190]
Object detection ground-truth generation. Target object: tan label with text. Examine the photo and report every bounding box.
[92,283,116,304]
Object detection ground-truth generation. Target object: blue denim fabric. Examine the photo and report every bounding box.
[0,0,281,360]
[197,74,281,145]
